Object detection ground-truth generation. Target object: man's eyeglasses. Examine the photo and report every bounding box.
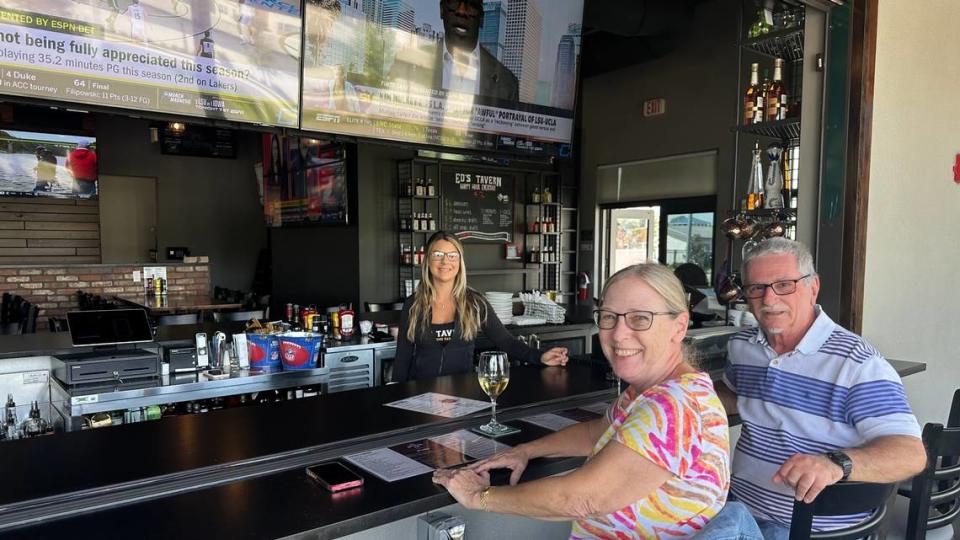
[430,250,461,262]
[741,274,811,299]
[593,309,678,331]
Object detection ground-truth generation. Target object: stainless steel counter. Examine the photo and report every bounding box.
[50,367,332,417]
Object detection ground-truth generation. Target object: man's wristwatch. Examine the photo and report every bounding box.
[825,451,853,481]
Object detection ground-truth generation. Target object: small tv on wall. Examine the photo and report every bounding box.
[261,134,349,226]
[0,130,98,200]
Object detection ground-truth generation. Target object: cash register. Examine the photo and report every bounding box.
[52,309,160,385]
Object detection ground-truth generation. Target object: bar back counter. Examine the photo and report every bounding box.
[0,362,616,539]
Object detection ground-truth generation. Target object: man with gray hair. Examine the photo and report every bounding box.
[716,237,924,538]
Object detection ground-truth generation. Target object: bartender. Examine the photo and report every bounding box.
[392,231,568,382]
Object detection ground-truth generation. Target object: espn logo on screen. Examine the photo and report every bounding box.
[643,98,667,117]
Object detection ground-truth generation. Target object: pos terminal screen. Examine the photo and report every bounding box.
[67,309,154,347]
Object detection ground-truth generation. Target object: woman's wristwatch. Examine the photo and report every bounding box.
[825,451,853,481]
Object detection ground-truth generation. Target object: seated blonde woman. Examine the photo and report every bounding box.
[433,263,731,538]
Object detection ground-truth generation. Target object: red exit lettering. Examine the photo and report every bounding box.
[643,98,666,117]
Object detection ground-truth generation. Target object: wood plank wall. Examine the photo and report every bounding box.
[0,197,100,265]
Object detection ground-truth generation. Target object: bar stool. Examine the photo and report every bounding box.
[895,422,960,540]
[788,481,896,540]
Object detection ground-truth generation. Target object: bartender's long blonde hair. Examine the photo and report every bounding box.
[407,232,485,342]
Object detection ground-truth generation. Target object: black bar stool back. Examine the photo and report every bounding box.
[904,422,960,540]
[788,481,895,540]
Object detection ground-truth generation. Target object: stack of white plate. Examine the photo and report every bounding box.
[484,291,515,325]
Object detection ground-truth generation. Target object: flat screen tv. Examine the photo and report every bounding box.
[0,129,98,199]
[0,1,301,127]
[261,134,349,226]
[300,0,584,155]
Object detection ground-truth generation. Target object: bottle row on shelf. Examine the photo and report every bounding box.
[742,141,799,211]
[529,245,561,264]
[400,212,437,232]
[529,186,554,204]
[744,59,799,125]
[402,177,437,198]
[282,302,354,338]
[401,244,426,266]
[529,217,558,233]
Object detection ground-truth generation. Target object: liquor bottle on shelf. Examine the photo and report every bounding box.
[415,177,425,197]
[543,187,552,203]
[531,187,540,204]
[763,144,785,209]
[766,58,788,121]
[427,178,435,197]
[744,63,764,125]
[789,146,799,209]
[428,213,436,231]
[746,141,764,210]
[782,148,792,207]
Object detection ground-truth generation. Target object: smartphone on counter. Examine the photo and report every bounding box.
[306,462,364,492]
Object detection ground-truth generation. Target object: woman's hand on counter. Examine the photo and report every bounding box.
[467,445,532,485]
[541,347,569,366]
[432,467,490,509]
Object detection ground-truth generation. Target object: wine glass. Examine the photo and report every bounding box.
[477,351,512,436]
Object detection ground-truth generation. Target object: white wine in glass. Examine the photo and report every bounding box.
[477,351,514,436]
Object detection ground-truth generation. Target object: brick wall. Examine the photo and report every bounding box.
[0,263,210,322]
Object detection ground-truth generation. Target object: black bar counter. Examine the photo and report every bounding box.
[0,361,616,538]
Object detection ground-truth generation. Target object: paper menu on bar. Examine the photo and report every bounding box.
[384,392,490,418]
[520,407,604,432]
[429,430,511,461]
[344,448,434,482]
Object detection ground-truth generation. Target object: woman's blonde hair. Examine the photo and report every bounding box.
[407,232,485,342]
[600,263,689,316]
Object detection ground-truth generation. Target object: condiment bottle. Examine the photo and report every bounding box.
[339,305,355,338]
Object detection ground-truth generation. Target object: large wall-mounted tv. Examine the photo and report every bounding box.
[0,130,98,199]
[300,0,584,154]
[0,1,302,127]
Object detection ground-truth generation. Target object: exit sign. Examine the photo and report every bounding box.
[643,98,667,117]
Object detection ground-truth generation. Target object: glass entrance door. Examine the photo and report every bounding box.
[600,197,715,291]
[665,211,714,284]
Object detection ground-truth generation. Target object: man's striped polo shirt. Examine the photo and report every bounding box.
[723,306,921,530]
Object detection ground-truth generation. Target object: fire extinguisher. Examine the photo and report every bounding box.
[577,272,591,302]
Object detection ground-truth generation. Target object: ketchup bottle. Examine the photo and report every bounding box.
[339,304,355,338]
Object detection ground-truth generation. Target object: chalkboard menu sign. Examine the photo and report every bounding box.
[441,167,514,242]
[160,125,237,159]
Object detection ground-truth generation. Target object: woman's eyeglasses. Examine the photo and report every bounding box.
[430,250,461,261]
[741,274,811,299]
[593,309,677,331]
